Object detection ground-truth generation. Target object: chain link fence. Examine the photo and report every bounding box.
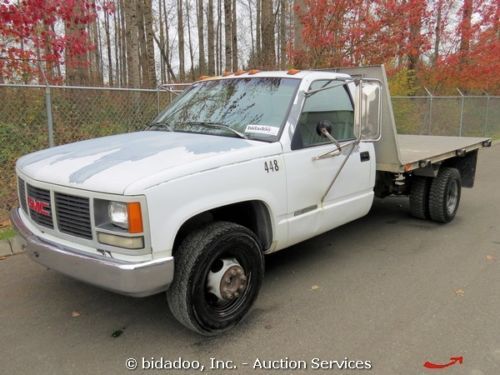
[0,84,190,222]
[0,84,498,223]
[392,95,500,137]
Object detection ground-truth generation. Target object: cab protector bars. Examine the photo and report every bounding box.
[304,78,358,97]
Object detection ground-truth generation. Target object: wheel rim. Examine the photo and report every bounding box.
[446,180,459,215]
[206,257,248,304]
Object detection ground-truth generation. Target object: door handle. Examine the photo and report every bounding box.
[360,151,370,162]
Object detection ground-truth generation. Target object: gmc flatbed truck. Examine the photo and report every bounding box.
[11,65,491,335]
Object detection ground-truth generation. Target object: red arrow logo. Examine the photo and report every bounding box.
[424,356,463,369]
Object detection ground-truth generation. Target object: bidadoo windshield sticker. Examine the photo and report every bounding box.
[244,125,279,136]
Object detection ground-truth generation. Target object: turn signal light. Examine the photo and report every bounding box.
[127,202,143,233]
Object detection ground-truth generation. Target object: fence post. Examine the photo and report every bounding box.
[45,85,55,147]
[156,86,160,115]
[424,87,433,135]
[483,90,490,136]
[457,88,465,136]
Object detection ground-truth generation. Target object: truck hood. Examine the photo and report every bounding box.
[17,131,282,194]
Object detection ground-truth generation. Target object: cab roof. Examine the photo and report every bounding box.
[195,70,352,83]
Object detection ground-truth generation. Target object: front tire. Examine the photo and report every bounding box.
[428,167,461,223]
[167,221,264,335]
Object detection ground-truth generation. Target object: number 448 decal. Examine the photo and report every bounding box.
[264,159,280,173]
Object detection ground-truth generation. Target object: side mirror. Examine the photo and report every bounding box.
[316,120,341,150]
[355,79,382,141]
[316,120,332,137]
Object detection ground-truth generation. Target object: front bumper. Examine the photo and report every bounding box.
[10,208,174,297]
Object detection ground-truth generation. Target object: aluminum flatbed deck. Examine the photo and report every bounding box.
[396,135,489,172]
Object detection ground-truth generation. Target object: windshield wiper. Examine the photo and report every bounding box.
[145,121,174,132]
[184,121,249,140]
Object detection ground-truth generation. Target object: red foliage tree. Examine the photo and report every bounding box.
[293,0,499,94]
[293,0,431,67]
[0,0,99,83]
[422,0,500,93]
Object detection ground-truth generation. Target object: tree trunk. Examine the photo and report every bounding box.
[186,0,195,80]
[159,0,166,83]
[96,15,104,85]
[119,0,128,86]
[261,0,275,68]
[113,6,121,86]
[207,0,215,75]
[247,0,255,64]
[64,1,90,85]
[217,0,222,74]
[256,0,261,66]
[224,0,232,71]
[460,0,473,61]
[164,0,172,81]
[231,0,238,71]
[143,0,157,88]
[433,0,442,66]
[104,9,113,86]
[197,0,206,75]
[124,0,140,88]
[293,0,304,55]
[407,0,423,71]
[177,0,186,81]
[90,17,103,84]
[280,0,287,69]
[136,0,148,86]
[153,33,177,81]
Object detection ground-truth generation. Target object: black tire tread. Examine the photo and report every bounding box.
[167,221,263,335]
[409,176,431,219]
[428,167,461,223]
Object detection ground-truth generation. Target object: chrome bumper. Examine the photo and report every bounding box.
[10,208,174,297]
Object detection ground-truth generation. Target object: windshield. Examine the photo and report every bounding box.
[151,77,300,140]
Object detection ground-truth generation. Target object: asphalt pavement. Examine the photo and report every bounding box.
[1,144,499,375]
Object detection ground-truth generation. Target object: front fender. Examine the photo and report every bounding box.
[144,156,288,257]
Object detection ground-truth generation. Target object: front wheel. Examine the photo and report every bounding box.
[167,221,264,335]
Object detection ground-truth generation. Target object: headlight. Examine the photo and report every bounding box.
[108,202,128,229]
[107,201,143,233]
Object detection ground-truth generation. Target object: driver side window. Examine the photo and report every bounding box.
[291,81,354,150]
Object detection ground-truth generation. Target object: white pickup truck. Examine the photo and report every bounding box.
[11,65,491,335]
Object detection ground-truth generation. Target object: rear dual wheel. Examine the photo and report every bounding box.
[428,168,461,223]
[409,167,461,223]
[167,221,264,335]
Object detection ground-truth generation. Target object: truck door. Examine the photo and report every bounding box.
[282,80,375,247]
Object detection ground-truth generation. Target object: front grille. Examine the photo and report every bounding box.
[55,193,92,239]
[27,184,53,228]
[18,177,27,213]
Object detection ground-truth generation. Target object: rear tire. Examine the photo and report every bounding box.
[409,176,431,219]
[167,221,264,335]
[428,167,461,223]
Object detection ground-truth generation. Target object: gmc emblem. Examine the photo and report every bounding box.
[28,196,50,216]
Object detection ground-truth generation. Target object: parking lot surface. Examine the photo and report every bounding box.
[1,144,499,375]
